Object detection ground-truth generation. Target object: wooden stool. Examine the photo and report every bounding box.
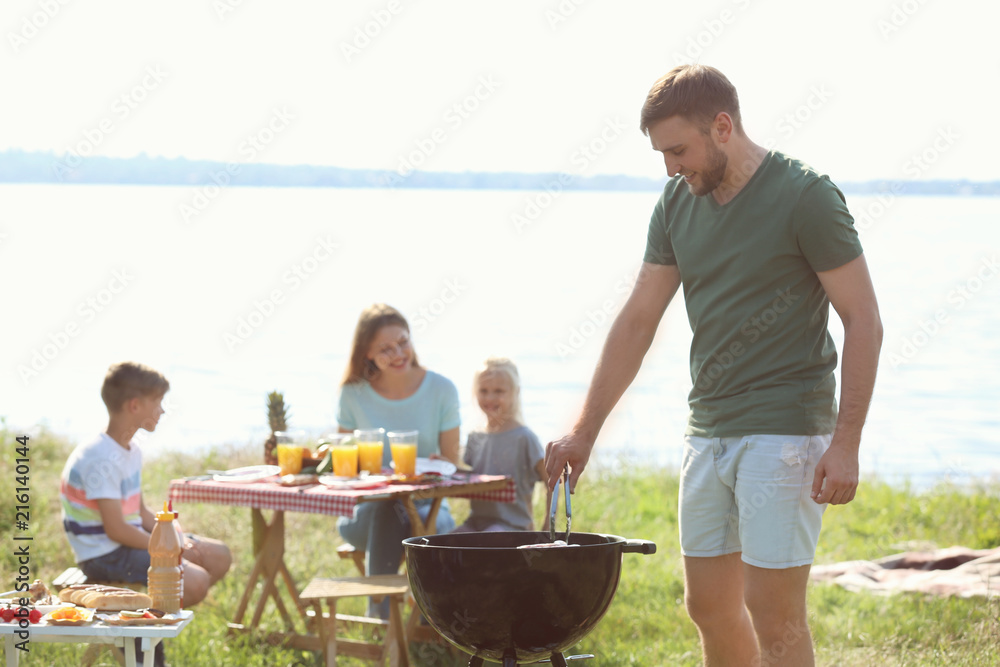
[300,575,410,667]
[337,544,367,576]
[333,547,450,653]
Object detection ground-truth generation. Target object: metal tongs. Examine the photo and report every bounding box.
[549,464,572,543]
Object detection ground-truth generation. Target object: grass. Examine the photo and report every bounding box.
[1,425,998,666]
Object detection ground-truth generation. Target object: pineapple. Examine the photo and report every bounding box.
[264,391,289,465]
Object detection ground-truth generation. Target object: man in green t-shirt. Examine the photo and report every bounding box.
[545,65,883,666]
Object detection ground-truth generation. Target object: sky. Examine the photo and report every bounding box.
[3,0,999,184]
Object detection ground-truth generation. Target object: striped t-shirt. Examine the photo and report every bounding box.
[60,433,144,562]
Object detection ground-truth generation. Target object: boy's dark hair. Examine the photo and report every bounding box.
[101,362,169,412]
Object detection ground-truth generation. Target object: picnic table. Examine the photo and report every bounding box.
[168,473,515,651]
[0,610,193,667]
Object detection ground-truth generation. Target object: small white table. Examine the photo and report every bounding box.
[0,610,193,667]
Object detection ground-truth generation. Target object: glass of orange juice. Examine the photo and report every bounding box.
[387,430,418,477]
[354,428,385,475]
[277,443,305,475]
[330,435,359,477]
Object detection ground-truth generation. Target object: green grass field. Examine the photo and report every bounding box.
[1,425,998,666]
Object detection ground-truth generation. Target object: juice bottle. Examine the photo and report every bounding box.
[168,500,185,601]
[147,501,183,613]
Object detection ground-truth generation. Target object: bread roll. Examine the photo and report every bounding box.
[69,585,119,604]
[82,591,153,611]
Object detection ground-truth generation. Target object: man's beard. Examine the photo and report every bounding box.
[688,142,728,197]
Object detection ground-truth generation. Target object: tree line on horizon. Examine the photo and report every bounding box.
[1,148,997,195]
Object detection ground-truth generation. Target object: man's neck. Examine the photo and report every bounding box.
[713,138,768,206]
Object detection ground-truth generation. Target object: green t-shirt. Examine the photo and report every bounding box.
[644,151,863,437]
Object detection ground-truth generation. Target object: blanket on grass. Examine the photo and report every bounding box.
[810,546,1000,598]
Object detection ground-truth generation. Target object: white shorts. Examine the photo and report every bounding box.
[678,433,832,569]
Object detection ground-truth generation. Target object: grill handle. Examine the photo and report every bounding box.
[622,539,657,555]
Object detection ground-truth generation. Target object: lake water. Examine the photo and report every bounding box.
[2,184,998,487]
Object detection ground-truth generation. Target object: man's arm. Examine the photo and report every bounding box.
[811,253,883,505]
[545,261,681,490]
[96,498,152,550]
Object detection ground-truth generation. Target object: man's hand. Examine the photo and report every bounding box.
[810,444,859,505]
[545,432,595,492]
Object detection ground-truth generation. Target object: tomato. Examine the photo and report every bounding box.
[28,608,42,624]
[0,607,15,623]
[142,611,156,619]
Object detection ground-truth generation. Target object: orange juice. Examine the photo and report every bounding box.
[357,441,384,474]
[332,443,359,477]
[277,444,305,475]
[147,502,183,613]
[390,443,417,476]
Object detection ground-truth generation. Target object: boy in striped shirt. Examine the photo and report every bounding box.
[60,362,231,608]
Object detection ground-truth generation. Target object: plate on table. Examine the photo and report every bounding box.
[32,603,73,615]
[43,607,95,626]
[416,458,457,476]
[318,474,390,490]
[98,612,185,626]
[213,465,281,483]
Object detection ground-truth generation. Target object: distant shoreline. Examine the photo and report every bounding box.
[2,149,998,196]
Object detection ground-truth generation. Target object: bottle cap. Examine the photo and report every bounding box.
[155,501,175,522]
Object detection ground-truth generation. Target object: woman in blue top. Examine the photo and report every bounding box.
[336,303,459,616]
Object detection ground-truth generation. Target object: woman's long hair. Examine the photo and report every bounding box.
[341,303,420,385]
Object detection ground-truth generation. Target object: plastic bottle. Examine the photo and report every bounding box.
[168,500,185,601]
[147,501,183,613]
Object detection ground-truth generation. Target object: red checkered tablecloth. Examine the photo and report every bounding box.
[168,474,515,517]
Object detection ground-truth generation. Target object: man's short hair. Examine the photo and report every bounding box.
[639,64,743,136]
[101,362,169,412]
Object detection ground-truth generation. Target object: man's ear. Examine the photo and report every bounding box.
[712,112,734,143]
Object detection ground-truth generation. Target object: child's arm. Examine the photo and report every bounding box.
[95,498,151,550]
[139,495,156,533]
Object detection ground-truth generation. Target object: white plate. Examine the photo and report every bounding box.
[213,465,281,483]
[318,474,390,489]
[34,603,73,615]
[416,458,457,476]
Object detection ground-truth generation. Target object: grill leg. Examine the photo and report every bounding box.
[550,653,568,667]
[468,657,485,667]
